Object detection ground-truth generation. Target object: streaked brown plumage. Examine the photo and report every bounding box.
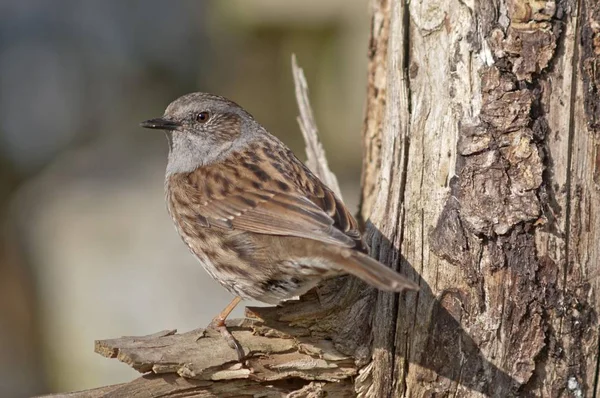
[141,92,418,358]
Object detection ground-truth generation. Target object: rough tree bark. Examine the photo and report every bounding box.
[49,0,599,397]
[361,0,600,396]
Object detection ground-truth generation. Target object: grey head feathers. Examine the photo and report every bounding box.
[159,92,266,176]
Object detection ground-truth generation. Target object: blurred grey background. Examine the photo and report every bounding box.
[0,1,369,396]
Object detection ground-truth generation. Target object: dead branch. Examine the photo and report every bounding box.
[292,54,343,199]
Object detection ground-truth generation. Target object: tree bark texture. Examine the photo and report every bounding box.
[361,0,600,396]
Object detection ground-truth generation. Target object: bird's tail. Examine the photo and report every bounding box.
[338,250,419,292]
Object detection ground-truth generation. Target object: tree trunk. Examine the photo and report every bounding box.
[49,0,600,397]
[361,0,600,396]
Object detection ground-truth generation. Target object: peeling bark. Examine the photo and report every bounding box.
[361,0,599,396]
[580,0,600,134]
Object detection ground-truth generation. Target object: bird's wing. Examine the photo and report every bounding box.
[168,144,363,249]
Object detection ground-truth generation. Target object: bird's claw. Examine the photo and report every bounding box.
[206,320,245,361]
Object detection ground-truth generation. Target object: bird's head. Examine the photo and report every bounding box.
[141,92,260,175]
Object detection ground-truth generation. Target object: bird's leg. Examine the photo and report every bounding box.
[210,296,242,326]
[206,296,244,360]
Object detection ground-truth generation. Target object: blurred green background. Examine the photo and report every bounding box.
[0,1,369,395]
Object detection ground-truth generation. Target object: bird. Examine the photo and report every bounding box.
[140,92,418,359]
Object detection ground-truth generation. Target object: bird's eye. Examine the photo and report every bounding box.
[196,112,210,123]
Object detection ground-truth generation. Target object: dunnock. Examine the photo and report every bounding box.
[141,92,418,359]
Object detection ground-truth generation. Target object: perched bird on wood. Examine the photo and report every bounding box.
[141,92,418,359]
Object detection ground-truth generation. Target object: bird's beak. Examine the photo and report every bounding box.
[140,118,181,131]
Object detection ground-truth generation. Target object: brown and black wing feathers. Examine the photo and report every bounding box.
[167,143,418,293]
[169,144,362,249]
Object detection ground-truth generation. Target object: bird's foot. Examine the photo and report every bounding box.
[205,318,245,361]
